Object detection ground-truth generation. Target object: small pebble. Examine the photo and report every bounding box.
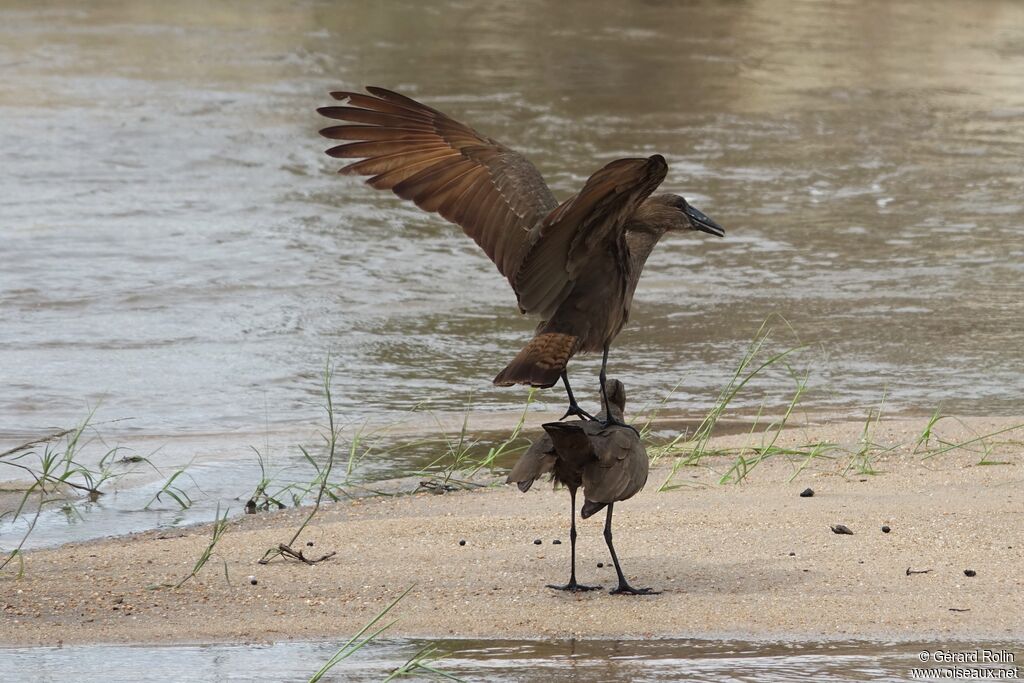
[248,576,258,586]
[533,539,542,545]
[831,524,854,535]
[597,562,604,568]
[788,552,796,556]
[552,539,562,545]
[964,569,976,577]
[882,525,891,533]
[800,488,814,498]
[458,540,466,546]
[306,541,314,547]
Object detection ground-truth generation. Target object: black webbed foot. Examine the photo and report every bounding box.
[609,583,660,596]
[547,581,602,592]
[560,403,596,421]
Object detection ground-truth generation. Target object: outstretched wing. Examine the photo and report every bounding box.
[318,87,558,283]
[512,154,668,317]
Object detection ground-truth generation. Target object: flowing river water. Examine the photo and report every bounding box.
[2,0,1022,440]
[1,1,1023,677]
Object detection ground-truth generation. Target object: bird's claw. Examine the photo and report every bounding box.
[560,404,596,421]
[547,581,602,593]
[609,584,660,596]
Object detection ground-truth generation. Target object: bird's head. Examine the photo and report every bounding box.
[602,378,628,418]
[646,194,725,237]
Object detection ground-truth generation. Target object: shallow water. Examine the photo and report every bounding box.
[4,637,1020,682]
[0,425,528,549]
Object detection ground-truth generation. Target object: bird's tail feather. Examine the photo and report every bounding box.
[493,333,579,388]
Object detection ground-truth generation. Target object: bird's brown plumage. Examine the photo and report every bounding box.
[506,379,654,593]
[505,378,647,512]
[318,87,720,395]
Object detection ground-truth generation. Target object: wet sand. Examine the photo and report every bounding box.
[2,417,1022,647]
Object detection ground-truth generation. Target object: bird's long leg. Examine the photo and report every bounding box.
[603,503,659,595]
[547,487,601,592]
[559,371,595,421]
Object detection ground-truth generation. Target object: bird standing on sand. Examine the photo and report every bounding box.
[318,87,724,422]
[506,378,656,595]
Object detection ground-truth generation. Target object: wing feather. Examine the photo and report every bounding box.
[340,148,460,177]
[442,173,490,224]
[396,161,479,211]
[326,138,447,158]
[436,168,485,218]
[365,155,458,190]
[320,125,437,141]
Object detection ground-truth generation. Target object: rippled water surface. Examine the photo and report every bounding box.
[2,0,1023,443]
[5,638,1020,682]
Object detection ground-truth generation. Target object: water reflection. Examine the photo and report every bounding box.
[5,637,1018,682]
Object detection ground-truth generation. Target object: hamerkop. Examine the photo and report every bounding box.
[318,87,724,421]
[507,378,655,595]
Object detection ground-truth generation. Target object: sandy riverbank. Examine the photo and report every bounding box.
[2,417,1022,647]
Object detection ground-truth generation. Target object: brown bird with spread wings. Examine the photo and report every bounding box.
[318,87,724,423]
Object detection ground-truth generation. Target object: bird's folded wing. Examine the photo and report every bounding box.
[513,155,668,317]
[592,428,636,467]
[318,87,558,284]
[505,435,556,492]
[584,429,649,503]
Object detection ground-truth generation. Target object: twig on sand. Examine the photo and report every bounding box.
[416,479,485,494]
[277,544,337,565]
[905,567,932,575]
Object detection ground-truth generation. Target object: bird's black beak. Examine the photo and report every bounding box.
[684,204,725,237]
